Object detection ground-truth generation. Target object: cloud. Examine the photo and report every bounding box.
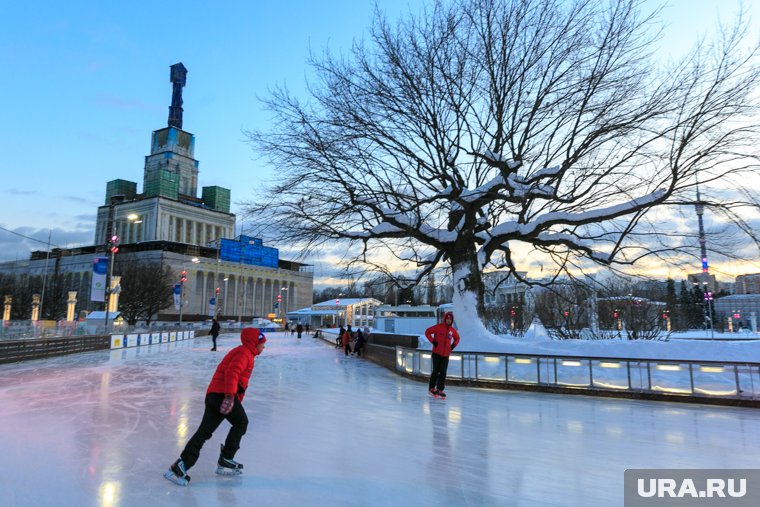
[60,196,99,206]
[0,226,93,263]
[5,188,38,196]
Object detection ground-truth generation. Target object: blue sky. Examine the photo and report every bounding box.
[0,1,757,283]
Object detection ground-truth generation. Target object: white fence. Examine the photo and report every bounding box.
[395,346,760,401]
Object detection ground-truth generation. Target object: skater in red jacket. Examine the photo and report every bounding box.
[424,312,460,399]
[164,327,267,486]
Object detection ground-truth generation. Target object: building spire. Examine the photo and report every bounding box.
[168,63,187,129]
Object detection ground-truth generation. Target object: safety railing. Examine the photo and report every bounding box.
[395,346,760,401]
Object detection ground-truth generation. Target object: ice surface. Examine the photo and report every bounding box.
[1,331,759,507]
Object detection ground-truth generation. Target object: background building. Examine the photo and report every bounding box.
[0,63,312,322]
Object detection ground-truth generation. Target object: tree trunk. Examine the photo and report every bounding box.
[449,248,493,342]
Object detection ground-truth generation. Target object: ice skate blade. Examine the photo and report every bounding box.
[216,467,243,476]
[164,470,190,486]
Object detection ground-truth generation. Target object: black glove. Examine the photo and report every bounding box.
[220,394,234,415]
[451,343,456,350]
[431,340,438,347]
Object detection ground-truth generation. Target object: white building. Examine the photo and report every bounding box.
[0,63,313,322]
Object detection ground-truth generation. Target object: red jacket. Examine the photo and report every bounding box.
[424,312,460,357]
[342,329,353,346]
[206,328,262,402]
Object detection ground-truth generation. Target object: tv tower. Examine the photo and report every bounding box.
[694,184,715,338]
[695,185,709,274]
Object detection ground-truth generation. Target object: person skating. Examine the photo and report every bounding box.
[424,312,460,399]
[209,318,221,351]
[353,328,365,357]
[342,325,353,356]
[164,327,267,486]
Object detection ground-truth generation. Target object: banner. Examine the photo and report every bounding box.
[91,257,108,302]
[173,284,181,310]
[208,297,216,317]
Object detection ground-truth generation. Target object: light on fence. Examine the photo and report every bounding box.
[600,361,621,369]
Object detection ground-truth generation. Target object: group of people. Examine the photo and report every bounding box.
[284,322,310,339]
[164,311,460,486]
[336,325,369,357]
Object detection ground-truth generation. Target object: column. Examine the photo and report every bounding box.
[66,292,77,322]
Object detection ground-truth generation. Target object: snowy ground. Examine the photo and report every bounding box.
[1,331,759,507]
[411,322,760,363]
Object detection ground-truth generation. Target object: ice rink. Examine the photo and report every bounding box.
[1,331,759,507]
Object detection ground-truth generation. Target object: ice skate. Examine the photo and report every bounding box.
[428,387,439,398]
[164,458,191,486]
[437,390,447,399]
[216,444,244,476]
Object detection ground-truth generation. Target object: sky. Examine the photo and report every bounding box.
[1,0,759,285]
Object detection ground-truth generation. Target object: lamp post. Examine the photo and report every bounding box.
[178,257,199,326]
[103,209,141,333]
[222,277,229,318]
[703,281,715,340]
[694,281,715,339]
[279,286,288,323]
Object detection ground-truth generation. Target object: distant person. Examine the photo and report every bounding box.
[210,318,221,351]
[353,328,365,357]
[305,323,311,335]
[363,326,371,343]
[342,325,354,356]
[164,328,267,486]
[296,323,303,339]
[424,312,460,399]
[336,326,345,348]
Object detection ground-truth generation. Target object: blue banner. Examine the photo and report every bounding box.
[90,257,108,302]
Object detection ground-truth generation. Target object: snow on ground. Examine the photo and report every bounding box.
[413,319,760,362]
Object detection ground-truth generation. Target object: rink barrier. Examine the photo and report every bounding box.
[394,346,760,406]
[109,330,195,349]
[0,335,112,364]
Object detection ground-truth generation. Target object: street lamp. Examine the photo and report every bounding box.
[103,203,140,333]
[279,286,288,322]
[222,277,229,318]
[694,281,715,339]
[178,257,200,325]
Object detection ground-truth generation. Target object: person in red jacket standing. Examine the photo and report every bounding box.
[164,327,267,486]
[424,312,460,399]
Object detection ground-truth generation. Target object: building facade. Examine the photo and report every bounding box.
[0,63,313,322]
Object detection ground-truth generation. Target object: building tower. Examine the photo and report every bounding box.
[693,185,715,336]
[94,63,234,247]
[695,185,709,276]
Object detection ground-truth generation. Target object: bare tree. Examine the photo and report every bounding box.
[245,0,760,338]
[116,259,175,325]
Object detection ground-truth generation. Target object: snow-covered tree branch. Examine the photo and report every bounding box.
[244,0,760,338]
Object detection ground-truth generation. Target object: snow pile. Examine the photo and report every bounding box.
[416,324,760,363]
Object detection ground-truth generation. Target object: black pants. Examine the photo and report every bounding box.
[344,343,351,355]
[211,334,218,350]
[354,343,363,357]
[429,353,450,391]
[180,393,248,469]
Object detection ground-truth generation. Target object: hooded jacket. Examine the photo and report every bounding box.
[424,312,460,357]
[206,327,263,402]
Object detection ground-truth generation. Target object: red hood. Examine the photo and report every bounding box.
[240,327,264,352]
[443,311,455,326]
